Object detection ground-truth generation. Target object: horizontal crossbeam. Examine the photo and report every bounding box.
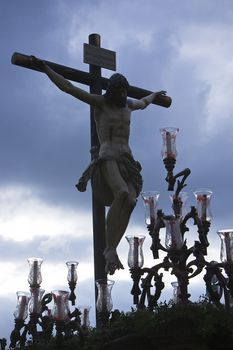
[11,52,171,108]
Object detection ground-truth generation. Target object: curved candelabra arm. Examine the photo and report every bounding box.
[40,314,54,339]
[196,217,210,255]
[180,206,197,237]
[168,168,191,219]
[204,263,227,307]
[186,241,207,279]
[187,204,210,255]
[69,308,81,320]
[163,161,191,193]
[157,241,168,253]
[163,158,176,191]
[129,267,144,306]
[137,269,154,309]
[147,258,173,309]
[68,308,82,334]
[147,223,160,259]
[137,259,172,310]
[19,325,28,348]
[174,168,191,197]
[147,273,165,311]
[27,316,39,343]
[10,320,27,348]
[41,293,53,313]
[221,263,233,299]
[147,209,166,259]
[180,206,210,255]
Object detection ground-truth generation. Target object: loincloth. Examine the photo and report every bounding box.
[76,153,143,206]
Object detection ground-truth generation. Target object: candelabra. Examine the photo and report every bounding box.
[126,127,233,311]
[8,127,233,348]
[10,258,90,348]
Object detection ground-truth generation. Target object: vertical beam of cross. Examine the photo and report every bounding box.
[88,35,107,312]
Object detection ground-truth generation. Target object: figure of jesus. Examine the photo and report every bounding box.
[30,56,167,275]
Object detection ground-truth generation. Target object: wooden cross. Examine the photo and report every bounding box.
[11,33,171,315]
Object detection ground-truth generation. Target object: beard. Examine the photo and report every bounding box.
[104,88,127,108]
[115,96,127,107]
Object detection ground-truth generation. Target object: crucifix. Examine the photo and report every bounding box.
[11,32,171,302]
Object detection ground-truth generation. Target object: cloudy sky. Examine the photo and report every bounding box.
[1,0,233,340]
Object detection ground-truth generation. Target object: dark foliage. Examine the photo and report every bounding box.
[16,301,233,350]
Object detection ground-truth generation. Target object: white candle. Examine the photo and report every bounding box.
[18,296,26,320]
[83,308,88,327]
[225,232,232,262]
[133,237,139,267]
[32,261,38,285]
[201,195,207,221]
[149,197,155,225]
[166,131,172,157]
[71,264,75,282]
[32,288,39,314]
[56,295,63,320]
[102,285,108,312]
[171,220,183,250]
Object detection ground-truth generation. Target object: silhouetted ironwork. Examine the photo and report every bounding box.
[128,158,225,310]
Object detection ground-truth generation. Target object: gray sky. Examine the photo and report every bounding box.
[1,0,233,340]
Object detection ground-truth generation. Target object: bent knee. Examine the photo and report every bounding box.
[116,190,136,209]
[128,195,137,209]
[116,189,129,201]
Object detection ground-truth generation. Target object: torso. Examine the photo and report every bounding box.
[95,100,132,158]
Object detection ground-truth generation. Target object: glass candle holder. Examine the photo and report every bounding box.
[126,235,145,268]
[13,291,30,321]
[164,216,183,250]
[29,288,45,315]
[141,191,160,226]
[160,127,179,159]
[194,189,212,222]
[96,279,114,313]
[51,290,70,321]
[66,261,78,284]
[217,229,233,262]
[27,257,43,287]
[78,305,91,328]
[171,281,180,304]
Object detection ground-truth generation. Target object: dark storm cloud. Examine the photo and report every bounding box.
[1,0,232,216]
[2,44,92,208]
[1,1,99,209]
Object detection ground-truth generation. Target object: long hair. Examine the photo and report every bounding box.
[104,73,129,106]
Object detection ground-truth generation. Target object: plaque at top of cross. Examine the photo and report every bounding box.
[11,33,172,278]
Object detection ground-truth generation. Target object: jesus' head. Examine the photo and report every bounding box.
[105,73,129,107]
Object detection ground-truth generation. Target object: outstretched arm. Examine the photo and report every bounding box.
[128,90,167,111]
[30,56,103,107]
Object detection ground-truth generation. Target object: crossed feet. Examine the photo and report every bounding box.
[104,248,124,275]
